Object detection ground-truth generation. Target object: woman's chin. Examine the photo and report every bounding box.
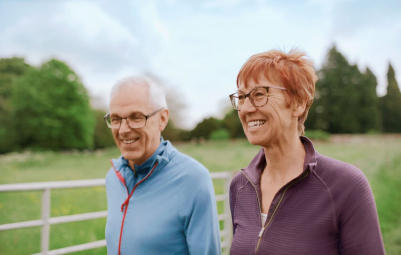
[245,130,272,147]
[246,136,266,147]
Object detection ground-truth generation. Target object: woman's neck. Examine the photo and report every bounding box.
[262,133,305,184]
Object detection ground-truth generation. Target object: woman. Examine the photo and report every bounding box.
[228,50,385,255]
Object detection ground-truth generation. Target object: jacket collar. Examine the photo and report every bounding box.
[112,137,173,175]
[242,136,318,186]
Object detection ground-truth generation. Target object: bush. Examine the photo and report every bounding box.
[210,129,230,141]
[162,121,181,141]
[304,129,331,141]
[93,109,115,149]
[190,117,222,140]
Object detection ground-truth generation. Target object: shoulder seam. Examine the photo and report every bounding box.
[311,169,339,232]
[232,171,250,223]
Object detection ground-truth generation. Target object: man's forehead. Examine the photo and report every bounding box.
[109,84,151,111]
[112,82,149,97]
[112,82,148,96]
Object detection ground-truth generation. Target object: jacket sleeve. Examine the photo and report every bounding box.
[184,172,221,255]
[338,171,385,255]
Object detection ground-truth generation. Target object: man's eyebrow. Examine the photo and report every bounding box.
[128,111,145,115]
[112,111,145,117]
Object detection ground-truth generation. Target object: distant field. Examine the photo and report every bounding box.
[0,135,400,254]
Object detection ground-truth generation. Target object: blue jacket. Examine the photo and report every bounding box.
[105,139,221,255]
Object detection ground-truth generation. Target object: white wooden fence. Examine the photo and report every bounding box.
[0,172,233,255]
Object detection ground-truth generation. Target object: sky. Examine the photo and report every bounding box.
[1,0,400,128]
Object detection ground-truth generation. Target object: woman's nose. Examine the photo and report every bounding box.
[239,96,256,113]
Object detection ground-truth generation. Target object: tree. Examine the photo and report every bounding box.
[222,109,244,138]
[306,46,374,133]
[190,117,222,140]
[0,57,31,153]
[380,63,401,132]
[93,109,115,149]
[358,68,381,132]
[162,120,187,141]
[12,59,95,150]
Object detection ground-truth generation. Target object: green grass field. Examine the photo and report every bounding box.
[0,135,400,254]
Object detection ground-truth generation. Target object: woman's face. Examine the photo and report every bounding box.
[237,76,297,147]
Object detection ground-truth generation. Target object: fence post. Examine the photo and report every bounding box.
[41,188,51,255]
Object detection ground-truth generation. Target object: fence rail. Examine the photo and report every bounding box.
[0,172,233,255]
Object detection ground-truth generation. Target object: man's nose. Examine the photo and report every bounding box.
[119,118,131,133]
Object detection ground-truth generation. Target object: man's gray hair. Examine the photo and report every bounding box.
[110,75,168,109]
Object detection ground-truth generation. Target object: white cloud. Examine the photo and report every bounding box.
[1,0,400,128]
[1,1,145,73]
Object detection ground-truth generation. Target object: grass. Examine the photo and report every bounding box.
[0,135,400,254]
[371,154,401,255]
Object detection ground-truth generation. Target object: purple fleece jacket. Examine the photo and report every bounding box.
[229,137,385,255]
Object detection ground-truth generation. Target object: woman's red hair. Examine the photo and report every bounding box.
[237,49,318,135]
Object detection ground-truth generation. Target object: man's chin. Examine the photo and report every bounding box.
[121,151,140,161]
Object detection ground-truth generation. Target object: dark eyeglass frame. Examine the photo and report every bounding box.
[104,108,163,129]
[229,85,287,110]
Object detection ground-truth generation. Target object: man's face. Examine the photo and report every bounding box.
[109,84,168,165]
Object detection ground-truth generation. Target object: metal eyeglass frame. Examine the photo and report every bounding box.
[104,108,163,129]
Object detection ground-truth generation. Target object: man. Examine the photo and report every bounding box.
[104,76,221,255]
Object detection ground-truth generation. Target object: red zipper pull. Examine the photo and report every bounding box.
[121,198,129,212]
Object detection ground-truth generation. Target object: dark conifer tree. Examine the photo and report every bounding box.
[380,63,401,132]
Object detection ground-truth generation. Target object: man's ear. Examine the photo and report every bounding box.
[159,109,169,132]
[292,101,306,118]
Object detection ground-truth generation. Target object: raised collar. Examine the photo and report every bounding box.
[112,137,173,175]
[242,136,318,186]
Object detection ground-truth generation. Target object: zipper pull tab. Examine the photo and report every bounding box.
[258,227,265,237]
[255,226,265,252]
[121,198,129,212]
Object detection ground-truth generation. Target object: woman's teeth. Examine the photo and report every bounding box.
[248,120,266,128]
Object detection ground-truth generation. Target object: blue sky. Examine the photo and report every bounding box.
[1,0,400,128]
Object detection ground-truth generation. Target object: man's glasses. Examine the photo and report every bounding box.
[229,86,286,110]
[104,108,163,129]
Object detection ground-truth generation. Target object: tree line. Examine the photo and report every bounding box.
[306,46,401,134]
[168,46,401,141]
[1,46,400,153]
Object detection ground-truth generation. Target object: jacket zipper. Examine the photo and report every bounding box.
[241,170,309,254]
[112,161,159,255]
[255,185,290,252]
[241,171,269,253]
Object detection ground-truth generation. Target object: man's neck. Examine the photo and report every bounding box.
[127,139,162,172]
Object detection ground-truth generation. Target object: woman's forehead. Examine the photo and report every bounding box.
[238,77,275,92]
[238,69,282,90]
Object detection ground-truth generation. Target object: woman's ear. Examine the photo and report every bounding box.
[159,109,169,131]
[292,101,306,118]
